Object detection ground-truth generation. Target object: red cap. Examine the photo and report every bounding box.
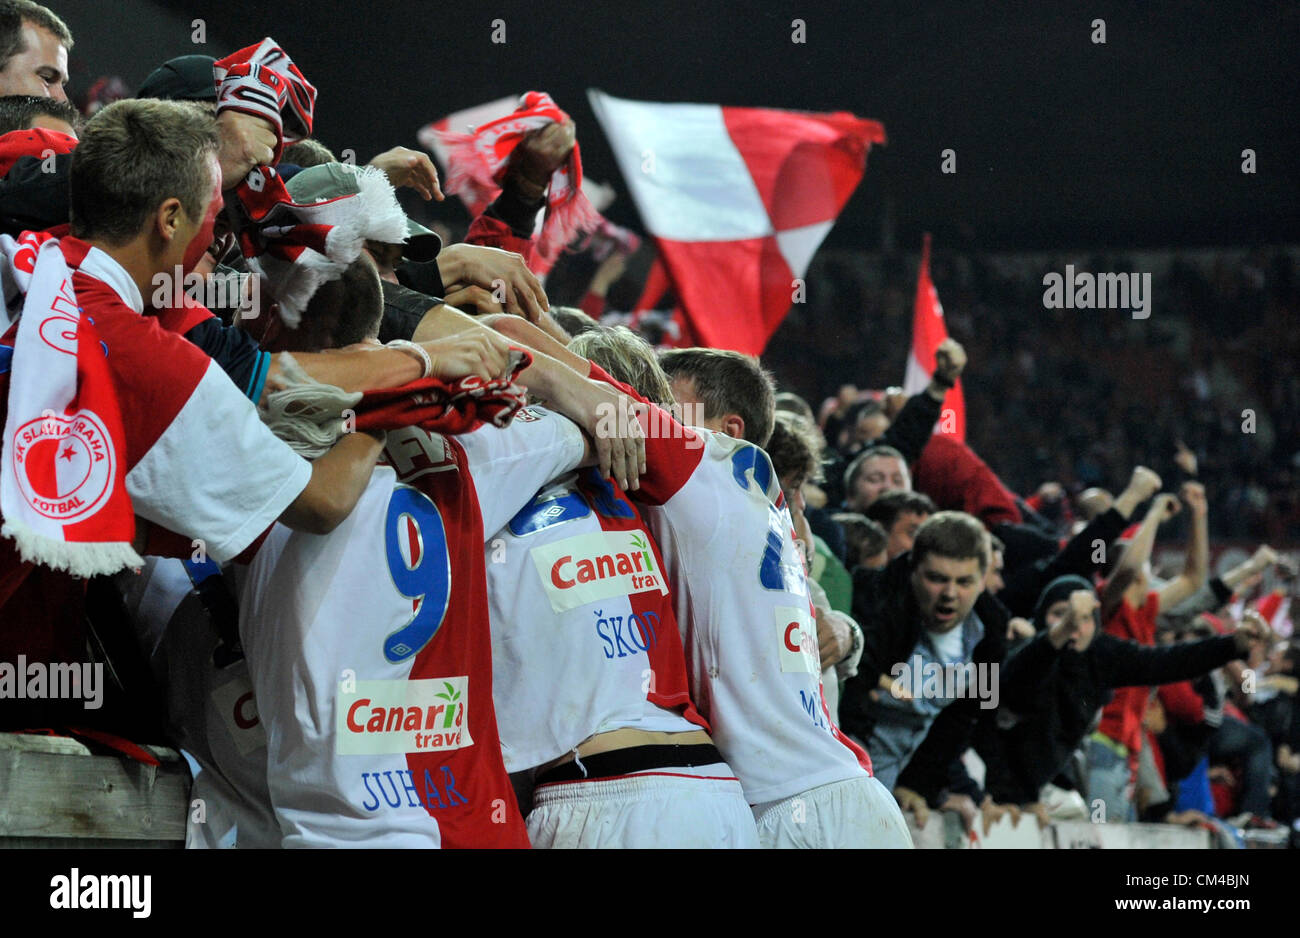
[0,128,77,178]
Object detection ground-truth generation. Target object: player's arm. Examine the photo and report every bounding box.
[279,429,387,534]
[411,303,643,488]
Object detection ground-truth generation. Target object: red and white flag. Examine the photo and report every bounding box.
[903,233,965,441]
[589,89,885,355]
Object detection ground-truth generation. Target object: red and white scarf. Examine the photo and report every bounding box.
[215,40,378,325]
[434,91,603,266]
[0,233,139,576]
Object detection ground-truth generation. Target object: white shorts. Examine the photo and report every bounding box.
[754,775,914,849]
[527,768,760,849]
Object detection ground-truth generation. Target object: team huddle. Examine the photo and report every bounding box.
[3,2,1283,850]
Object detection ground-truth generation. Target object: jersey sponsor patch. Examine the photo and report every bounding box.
[337,677,471,755]
[530,529,668,613]
[211,672,267,757]
[776,605,820,675]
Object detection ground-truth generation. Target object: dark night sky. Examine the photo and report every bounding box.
[63,0,1299,252]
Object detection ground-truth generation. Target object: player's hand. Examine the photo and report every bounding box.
[895,786,929,827]
[217,111,277,189]
[442,284,506,315]
[572,379,646,491]
[817,613,852,669]
[368,146,444,201]
[438,243,548,323]
[420,329,512,383]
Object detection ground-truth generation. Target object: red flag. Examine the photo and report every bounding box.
[903,233,965,441]
[590,91,885,355]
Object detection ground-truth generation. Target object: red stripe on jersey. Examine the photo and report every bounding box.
[402,438,530,848]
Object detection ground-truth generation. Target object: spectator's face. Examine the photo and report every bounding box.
[854,410,889,445]
[0,25,68,101]
[886,510,928,559]
[1045,598,1096,649]
[911,553,984,632]
[849,455,909,511]
[29,113,76,138]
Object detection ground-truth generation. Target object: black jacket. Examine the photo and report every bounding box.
[975,631,1241,803]
[842,551,1008,801]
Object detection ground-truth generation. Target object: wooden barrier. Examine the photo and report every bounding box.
[0,733,189,848]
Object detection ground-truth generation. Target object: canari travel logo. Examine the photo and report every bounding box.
[531,529,669,613]
[337,677,471,755]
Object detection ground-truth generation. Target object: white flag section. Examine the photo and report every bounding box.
[589,89,885,354]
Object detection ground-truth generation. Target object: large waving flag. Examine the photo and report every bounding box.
[903,233,965,441]
[589,89,885,354]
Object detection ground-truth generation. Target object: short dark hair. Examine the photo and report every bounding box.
[765,410,823,487]
[293,253,383,350]
[70,99,218,244]
[844,444,907,495]
[865,490,935,531]
[659,347,776,446]
[282,138,337,168]
[0,1,72,74]
[910,511,990,573]
[832,511,887,569]
[0,92,77,134]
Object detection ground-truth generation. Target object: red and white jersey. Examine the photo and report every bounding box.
[61,238,310,562]
[487,465,706,774]
[586,369,871,804]
[237,409,585,847]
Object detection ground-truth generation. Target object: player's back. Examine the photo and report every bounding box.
[640,430,869,804]
[239,447,524,847]
[487,467,704,774]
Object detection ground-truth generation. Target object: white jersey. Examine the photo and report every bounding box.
[116,557,278,849]
[237,409,584,847]
[487,467,705,774]
[632,425,873,804]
